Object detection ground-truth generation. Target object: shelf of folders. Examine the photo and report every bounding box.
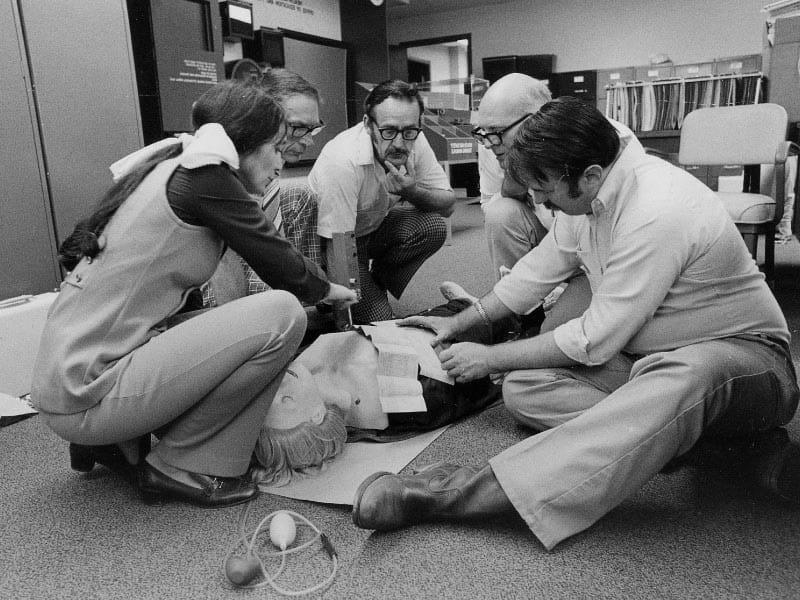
[604,72,764,132]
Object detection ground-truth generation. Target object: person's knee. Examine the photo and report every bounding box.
[501,377,528,422]
[483,195,526,233]
[501,371,560,429]
[405,213,447,252]
[424,213,448,247]
[249,290,307,341]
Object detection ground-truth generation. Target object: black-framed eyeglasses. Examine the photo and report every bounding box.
[471,113,533,146]
[368,117,422,141]
[287,120,325,139]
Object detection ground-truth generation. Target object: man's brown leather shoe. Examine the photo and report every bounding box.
[353,462,514,530]
[138,463,258,508]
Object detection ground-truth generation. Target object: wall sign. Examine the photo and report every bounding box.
[251,0,340,41]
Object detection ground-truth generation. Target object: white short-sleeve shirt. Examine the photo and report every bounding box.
[309,122,451,238]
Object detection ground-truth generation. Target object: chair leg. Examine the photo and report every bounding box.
[764,231,775,288]
[741,233,758,265]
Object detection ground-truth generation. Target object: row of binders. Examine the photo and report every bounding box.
[605,73,763,132]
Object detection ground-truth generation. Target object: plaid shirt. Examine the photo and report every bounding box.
[202,180,323,306]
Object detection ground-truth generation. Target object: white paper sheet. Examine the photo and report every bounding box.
[358,325,432,413]
[0,392,37,418]
[376,374,426,412]
[0,292,58,396]
[258,426,448,505]
[361,322,454,385]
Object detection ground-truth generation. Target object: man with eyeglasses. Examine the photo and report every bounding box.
[471,73,555,282]
[204,68,328,307]
[353,97,800,551]
[442,73,596,335]
[309,79,455,323]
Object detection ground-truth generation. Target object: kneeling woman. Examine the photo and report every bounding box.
[31,80,356,508]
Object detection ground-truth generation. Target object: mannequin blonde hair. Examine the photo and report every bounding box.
[252,404,347,487]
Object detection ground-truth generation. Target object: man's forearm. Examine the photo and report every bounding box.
[468,291,577,372]
[485,331,576,373]
[401,185,455,217]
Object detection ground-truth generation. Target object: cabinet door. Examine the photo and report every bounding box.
[20,0,143,249]
[0,1,60,298]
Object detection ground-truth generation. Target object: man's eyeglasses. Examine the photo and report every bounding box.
[471,113,533,146]
[287,120,325,139]
[368,117,422,141]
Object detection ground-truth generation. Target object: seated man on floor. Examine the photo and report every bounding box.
[309,79,456,324]
[204,68,326,306]
[351,97,800,551]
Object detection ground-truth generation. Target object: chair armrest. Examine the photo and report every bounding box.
[775,140,800,164]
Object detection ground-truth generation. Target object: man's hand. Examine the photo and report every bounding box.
[384,161,417,195]
[438,342,492,382]
[398,314,461,347]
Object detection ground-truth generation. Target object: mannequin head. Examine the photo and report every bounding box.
[253,362,352,486]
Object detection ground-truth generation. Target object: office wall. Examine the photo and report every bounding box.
[388,0,766,76]
[0,0,60,297]
[341,0,389,124]
[408,45,452,81]
[21,1,143,246]
[282,36,348,160]
[1,0,142,298]
[252,0,341,40]
[407,44,469,83]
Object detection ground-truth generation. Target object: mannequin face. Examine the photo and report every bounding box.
[265,363,327,430]
[265,362,356,431]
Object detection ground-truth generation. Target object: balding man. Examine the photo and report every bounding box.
[472,73,555,281]
[444,73,592,332]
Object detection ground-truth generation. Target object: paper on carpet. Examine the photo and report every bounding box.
[259,426,448,505]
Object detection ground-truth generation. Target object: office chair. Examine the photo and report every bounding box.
[678,103,799,285]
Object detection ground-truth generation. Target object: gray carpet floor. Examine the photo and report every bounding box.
[3,199,800,599]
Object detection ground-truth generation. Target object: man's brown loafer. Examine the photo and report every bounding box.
[137,463,258,508]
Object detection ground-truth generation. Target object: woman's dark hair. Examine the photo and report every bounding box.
[505,96,620,194]
[364,79,425,119]
[59,81,284,271]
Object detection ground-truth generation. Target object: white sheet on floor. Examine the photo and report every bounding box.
[258,426,448,505]
[0,292,58,396]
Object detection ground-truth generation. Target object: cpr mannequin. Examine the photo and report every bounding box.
[251,331,388,487]
[251,320,499,486]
